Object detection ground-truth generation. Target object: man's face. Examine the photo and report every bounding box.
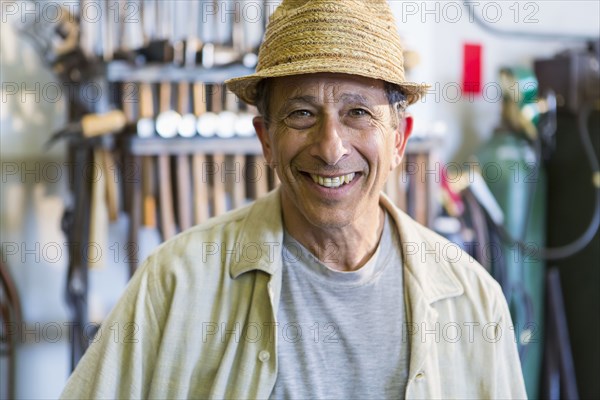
[254,73,413,231]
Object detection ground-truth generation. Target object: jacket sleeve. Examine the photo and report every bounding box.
[60,255,166,399]
[492,285,528,399]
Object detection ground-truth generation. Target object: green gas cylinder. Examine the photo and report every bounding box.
[477,67,546,399]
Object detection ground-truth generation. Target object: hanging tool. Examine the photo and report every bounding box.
[211,85,227,216]
[101,148,120,222]
[131,143,161,271]
[200,0,258,69]
[230,154,246,209]
[44,110,127,149]
[193,153,210,224]
[175,81,193,231]
[155,80,181,139]
[197,82,219,137]
[177,81,197,138]
[217,89,238,138]
[121,83,144,275]
[141,156,157,229]
[137,82,156,138]
[119,0,145,53]
[136,82,158,230]
[0,258,23,400]
[185,0,202,68]
[157,82,177,239]
[89,148,109,268]
[192,81,210,223]
[141,0,157,44]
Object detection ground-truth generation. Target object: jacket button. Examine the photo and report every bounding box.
[258,350,270,362]
[416,371,425,380]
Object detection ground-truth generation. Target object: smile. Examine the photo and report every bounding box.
[309,172,356,188]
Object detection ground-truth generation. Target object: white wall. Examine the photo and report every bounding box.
[1,4,71,398]
[389,0,599,161]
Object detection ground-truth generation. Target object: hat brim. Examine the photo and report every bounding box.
[226,57,430,106]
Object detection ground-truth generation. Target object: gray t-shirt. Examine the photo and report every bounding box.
[270,213,409,399]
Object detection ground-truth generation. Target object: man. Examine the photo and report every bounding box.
[61,0,527,399]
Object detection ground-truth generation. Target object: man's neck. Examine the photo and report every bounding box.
[282,202,386,272]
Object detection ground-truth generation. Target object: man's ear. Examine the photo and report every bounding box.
[253,116,273,165]
[392,114,413,169]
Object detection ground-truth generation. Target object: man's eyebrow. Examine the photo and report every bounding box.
[280,93,377,107]
[282,95,318,105]
[338,93,371,104]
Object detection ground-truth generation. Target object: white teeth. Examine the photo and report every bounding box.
[309,172,356,188]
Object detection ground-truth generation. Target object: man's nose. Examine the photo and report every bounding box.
[309,116,350,165]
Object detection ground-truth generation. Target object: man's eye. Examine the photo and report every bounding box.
[288,109,313,118]
[349,108,369,117]
[284,109,316,129]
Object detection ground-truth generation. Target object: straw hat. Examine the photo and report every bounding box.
[225,0,429,105]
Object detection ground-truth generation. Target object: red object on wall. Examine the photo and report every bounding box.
[463,44,482,95]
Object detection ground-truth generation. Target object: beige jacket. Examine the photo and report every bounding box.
[61,188,527,399]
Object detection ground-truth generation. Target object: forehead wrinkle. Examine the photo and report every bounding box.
[281,92,379,109]
[283,95,318,106]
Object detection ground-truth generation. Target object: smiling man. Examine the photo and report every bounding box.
[61,1,527,399]
[255,74,409,272]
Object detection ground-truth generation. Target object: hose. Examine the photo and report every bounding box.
[491,105,600,260]
[544,105,600,259]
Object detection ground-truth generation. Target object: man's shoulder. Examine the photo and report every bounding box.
[120,199,269,320]
[138,189,283,281]
[382,196,504,310]
[147,201,255,271]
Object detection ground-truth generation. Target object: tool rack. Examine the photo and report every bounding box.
[63,61,267,367]
[64,135,275,366]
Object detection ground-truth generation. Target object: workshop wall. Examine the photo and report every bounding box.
[1,1,598,398]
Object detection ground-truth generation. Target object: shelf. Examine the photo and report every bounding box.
[107,61,255,83]
[405,137,444,153]
[119,135,263,156]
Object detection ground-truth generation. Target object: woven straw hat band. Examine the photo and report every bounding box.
[225,0,429,105]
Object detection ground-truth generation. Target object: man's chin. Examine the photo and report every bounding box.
[302,208,357,231]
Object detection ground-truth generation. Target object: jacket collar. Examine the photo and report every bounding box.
[230,188,464,305]
[379,193,464,305]
[230,188,285,279]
